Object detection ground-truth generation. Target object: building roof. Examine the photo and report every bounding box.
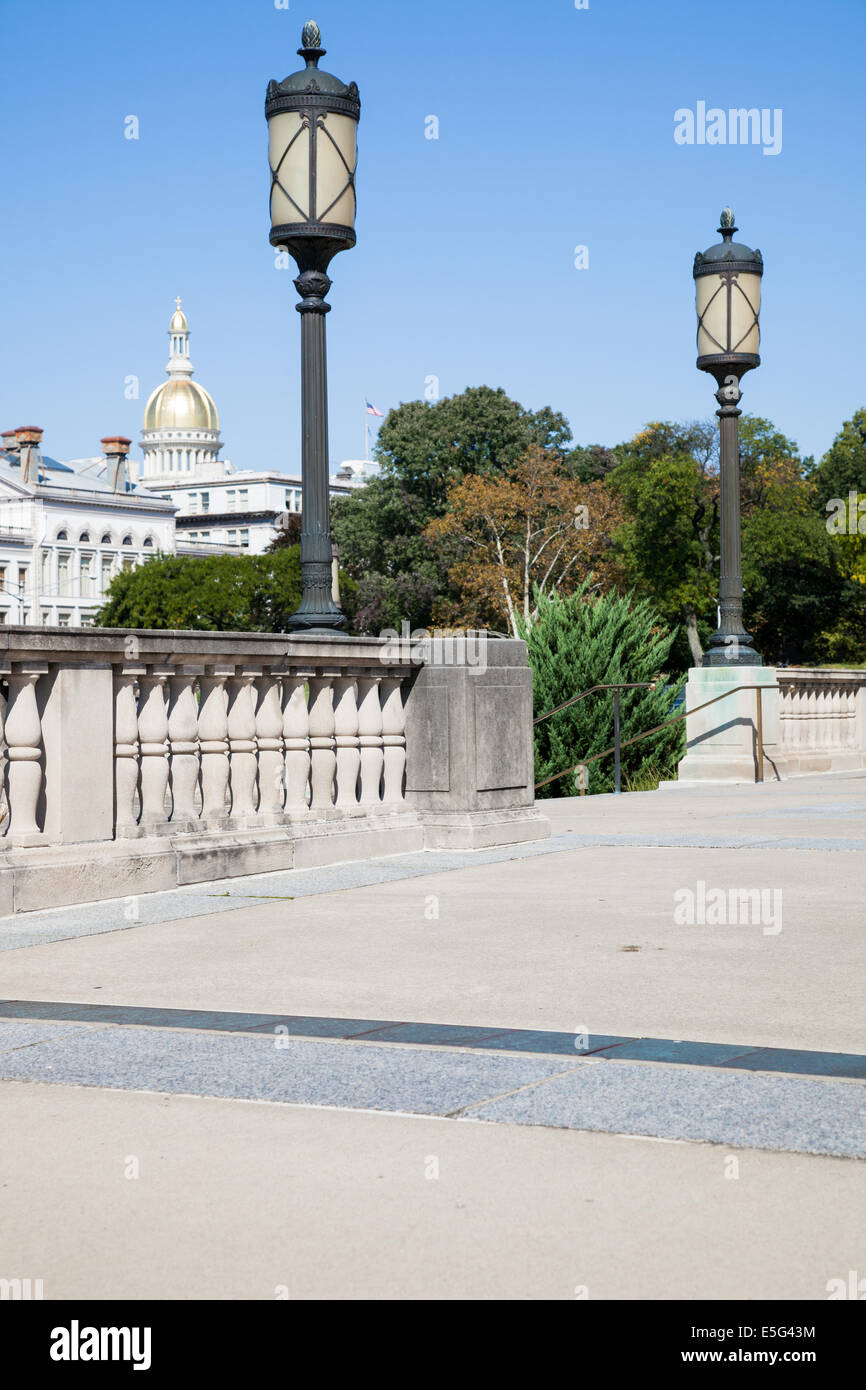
[0,452,174,508]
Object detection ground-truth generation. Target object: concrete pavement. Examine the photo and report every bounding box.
[1,1081,863,1300]
[0,771,863,1298]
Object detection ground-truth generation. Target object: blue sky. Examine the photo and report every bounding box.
[1,0,864,472]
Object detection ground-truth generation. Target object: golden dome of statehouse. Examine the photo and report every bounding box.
[143,378,219,431]
[142,299,220,433]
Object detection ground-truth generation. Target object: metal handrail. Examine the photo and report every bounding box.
[535,681,776,793]
[533,681,657,726]
[534,682,658,794]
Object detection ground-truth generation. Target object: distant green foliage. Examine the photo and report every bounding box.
[95,549,303,631]
[519,582,685,797]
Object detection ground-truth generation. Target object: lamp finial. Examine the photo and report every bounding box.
[719,207,737,240]
[301,19,322,50]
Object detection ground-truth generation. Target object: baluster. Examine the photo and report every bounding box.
[228,671,259,822]
[845,684,856,749]
[805,686,816,752]
[797,684,807,752]
[778,681,789,749]
[282,675,310,815]
[381,677,407,805]
[334,677,360,808]
[308,676,336,809]
[5,666,46,844]
[137,669,170,829]
[199,666,232,823]
[168,667,201,827]
[255,670,284,820]
[357,675,383,806]
[114,666,142,834]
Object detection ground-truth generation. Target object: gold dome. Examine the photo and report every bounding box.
[143,378,219,431]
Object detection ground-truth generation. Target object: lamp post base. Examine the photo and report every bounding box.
[702,637,762,667]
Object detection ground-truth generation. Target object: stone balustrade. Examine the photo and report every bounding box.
[675,664,866,785]
[0,627,545,913]
[777,668,866,773]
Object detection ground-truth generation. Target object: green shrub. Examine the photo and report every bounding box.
[519,581,685,796]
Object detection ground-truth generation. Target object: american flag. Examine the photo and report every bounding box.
[365,400,384,417]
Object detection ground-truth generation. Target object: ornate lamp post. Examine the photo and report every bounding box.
[694,208,763,666]
[266,19,360,633]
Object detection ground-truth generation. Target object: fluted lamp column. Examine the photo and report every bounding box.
[693,208,763,666]
[265,19,360,633]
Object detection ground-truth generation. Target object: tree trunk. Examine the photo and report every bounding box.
[683,604,703,666]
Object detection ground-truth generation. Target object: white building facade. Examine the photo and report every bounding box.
[0,432,176,627]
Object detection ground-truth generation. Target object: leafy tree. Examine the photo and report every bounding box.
[742,509,859,664]
[520,582,684,797]
[267,513,302,549]
[810,407,866,586]
[564,443,619,484]
[375,385,572,509]
[332,386,574,633]
[95,549,303,631]
[607,415,849,670]
[608,422,720,667]
[425,446,625,634]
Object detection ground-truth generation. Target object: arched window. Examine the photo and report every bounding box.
[143,537,154,548]
[122,535,133,546]
[101,533,111,545]
[79,531,90,543]
[56,529,68,541]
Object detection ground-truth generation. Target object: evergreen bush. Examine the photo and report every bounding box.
[519,581,685,796]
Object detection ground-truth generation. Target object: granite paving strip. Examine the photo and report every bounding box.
[1,1006,864,1080]
[0,1019,862,1158]
[459,1061,866,1159]
[0,1022,585,1115]
[2,824,865,950]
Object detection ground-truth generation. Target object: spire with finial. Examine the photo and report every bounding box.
[167,298,193,374]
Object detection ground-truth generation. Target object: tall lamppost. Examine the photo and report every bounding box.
[266,20,360,633]
[693,208,763,666]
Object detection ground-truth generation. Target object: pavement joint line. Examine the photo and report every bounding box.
[0,1023,111,1056]
[442,1062,594,1119]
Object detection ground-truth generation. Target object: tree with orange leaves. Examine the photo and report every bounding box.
[424,445,625,636]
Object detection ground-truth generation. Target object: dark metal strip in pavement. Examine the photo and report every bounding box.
[1,1000,864,1079]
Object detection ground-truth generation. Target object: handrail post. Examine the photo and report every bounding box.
[755,685,764,783]
[613,689,621,794]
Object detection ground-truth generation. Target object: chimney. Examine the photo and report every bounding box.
[1,429,19,460]
[15,427,43,484]
[101,436,133,492]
